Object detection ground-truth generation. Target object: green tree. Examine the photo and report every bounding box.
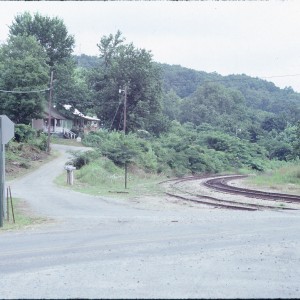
[74,54,100,69]
[162,89,182,121]
[180,83,246,134]
[261,115,287,132]
[53,61,93,114]
[9,12,75,68]
[0,35,50,123]
[89,31,164,134]
[85,130,141,167]
[7,12,95,119]
[97,30,124,68]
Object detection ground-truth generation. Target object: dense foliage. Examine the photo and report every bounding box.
[0,35,49,123]
[9,12,75,68]
[7,12,90,120]
[13,124,47,151]
[1,12,300,176]
[82,122,267,176]
[86,31,168,135]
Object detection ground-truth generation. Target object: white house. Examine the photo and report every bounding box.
[63,105,100,134]
[32,105,100,138]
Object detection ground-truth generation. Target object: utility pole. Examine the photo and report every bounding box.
[123,84,128,189]
[47,71,54,154]
[123,85,127,134]
[120,84,128,189]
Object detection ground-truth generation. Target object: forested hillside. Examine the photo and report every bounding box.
[1,11,300,176]
[75,55,300,131]
[158,63,300,162]
[75,52,300,173]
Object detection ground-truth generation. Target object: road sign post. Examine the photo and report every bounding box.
[0,115,15,227]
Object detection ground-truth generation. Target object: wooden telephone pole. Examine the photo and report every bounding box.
[123,85,128,189]
[47,71,54,154]
[120,84,128,189]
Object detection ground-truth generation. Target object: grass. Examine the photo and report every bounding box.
[56,155,300,198]
[0,198,47,232]
[55,153,300,199]
[246,162,300,194]
[55,157,167,199]
[51,136,85,147]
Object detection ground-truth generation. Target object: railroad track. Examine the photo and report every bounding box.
[165,191,257,211]
[204,175,300,204]
[161,175,298,211]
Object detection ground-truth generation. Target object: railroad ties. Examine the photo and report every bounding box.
[204,175,300,204]
[162,175,299,211]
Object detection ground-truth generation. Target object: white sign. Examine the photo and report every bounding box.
[0,115,15,144]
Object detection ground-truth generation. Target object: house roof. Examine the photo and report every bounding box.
[63,104,100,121]
[44,106,68,120]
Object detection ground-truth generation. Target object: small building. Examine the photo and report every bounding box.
[63,105,100,134]
[32,105,100,138]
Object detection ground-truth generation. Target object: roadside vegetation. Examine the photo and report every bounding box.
[56,156,166,198]
[0,198,47,231]
[63,123,299,196]
[1,12,300,200]
[247,161,300,194]
[1,125,54,230]
[5,124,52,180]
[81,124,267,176]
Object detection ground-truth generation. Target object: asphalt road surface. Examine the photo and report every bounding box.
[1,144,300,299]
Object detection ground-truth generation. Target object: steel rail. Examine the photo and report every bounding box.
[162,175,298,211]
[204,175,300,203]
[165,192,257,211]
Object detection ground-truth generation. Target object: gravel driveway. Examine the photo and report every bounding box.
[1,144,300,299]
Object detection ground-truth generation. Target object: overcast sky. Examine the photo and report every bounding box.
[1,1,300,92]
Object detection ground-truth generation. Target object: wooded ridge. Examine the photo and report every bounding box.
[1,12,300,176]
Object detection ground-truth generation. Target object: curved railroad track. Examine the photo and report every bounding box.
[204,175,300,203]
[161,175,299,211]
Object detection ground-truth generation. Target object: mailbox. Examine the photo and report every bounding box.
[64,165,76,185]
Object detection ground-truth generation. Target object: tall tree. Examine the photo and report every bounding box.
[8,12,94,115]
[0,35,50,123]
[9,12,75,68]
[97,30,124,68]
[89,31,166,134]
[53,61,94,114]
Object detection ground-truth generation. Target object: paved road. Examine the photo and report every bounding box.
[1,144,300,299]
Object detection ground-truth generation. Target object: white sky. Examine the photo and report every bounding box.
[1,1,300,92]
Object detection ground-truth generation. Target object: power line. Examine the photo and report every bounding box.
[110,100,122,130]
[168,73,300,80]
[164,72,300,85]
[0,88,50,94]
[261,73,300,79]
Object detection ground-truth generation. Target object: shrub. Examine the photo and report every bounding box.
[14,124,36,142]
[67,150,97,169]
[80,123,274,175]
[29,133,48,151]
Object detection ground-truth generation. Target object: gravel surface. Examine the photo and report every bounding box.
[1,144,300,299]
[169,176,300,210]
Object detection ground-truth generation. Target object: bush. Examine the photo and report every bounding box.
[12,124,48,151]
[67,150,97,169]
[14,124,36,142]
[80,123,273,175]
[83,131,103,147]
[29,133,48,151]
